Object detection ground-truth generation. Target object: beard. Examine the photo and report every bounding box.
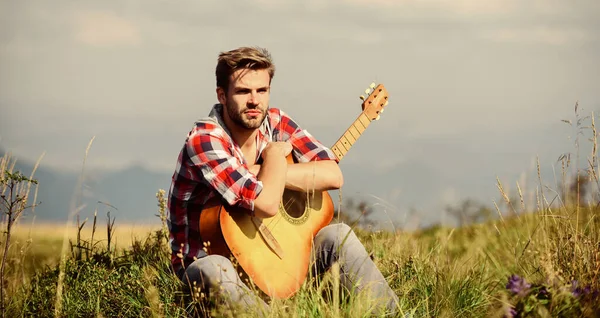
[225,103,266,130]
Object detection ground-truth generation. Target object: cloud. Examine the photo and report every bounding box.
[342,0,597,19]
[73,10,141,47]
[342,0,518,15]
[479,25,591,45]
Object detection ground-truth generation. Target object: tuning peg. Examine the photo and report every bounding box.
[380,108,385,113]
[364,88,371,94]
[360,95,365,100]
[375,115,381,121]
[369,82,376,89]
[384,100,388,106]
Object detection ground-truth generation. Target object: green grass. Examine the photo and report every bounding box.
[2,200,597,317]
[16,231,188,317]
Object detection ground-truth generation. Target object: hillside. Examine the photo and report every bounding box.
[0,147,171,224]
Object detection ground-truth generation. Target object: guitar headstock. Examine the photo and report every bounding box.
[359,82,389,121]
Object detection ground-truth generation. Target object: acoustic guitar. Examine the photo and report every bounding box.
[199,83,389,299]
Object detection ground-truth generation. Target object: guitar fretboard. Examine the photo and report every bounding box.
[330,112,371,161]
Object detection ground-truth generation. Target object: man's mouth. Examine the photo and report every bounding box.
[245,110,262,117]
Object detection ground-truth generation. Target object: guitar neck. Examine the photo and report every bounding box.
[330,112,372,161]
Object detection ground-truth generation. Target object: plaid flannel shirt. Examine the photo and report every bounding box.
[167,104,338,273]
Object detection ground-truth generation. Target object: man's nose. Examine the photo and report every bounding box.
[248,91,259,105]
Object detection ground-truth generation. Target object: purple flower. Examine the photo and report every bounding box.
[537,285,550,299]
[506,274,531,295]
[571,280,592,298]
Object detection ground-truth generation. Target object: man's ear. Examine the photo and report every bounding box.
[216,87,227,105]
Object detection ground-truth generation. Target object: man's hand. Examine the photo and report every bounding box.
[262,141,293,159]
[248,142,292,178]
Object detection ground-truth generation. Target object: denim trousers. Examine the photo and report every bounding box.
[178,223,399,315]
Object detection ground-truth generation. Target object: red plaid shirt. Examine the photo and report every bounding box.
[167,104,338,273]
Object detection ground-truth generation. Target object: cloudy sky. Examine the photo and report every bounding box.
[1,0,599,228]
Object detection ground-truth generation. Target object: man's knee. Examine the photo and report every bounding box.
[315,222,357,250]
[183,255,238,289]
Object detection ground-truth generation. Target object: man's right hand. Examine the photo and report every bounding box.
[262,141,293,159]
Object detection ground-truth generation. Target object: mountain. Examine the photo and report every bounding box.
[1,144,563,231]
[0,147,171,225]
[89,164,172,223]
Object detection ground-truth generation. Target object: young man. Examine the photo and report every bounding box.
[166,46,398,315]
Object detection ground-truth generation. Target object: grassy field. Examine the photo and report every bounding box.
[2,194,598,317]
[2,111,600,317]
[5,221,161,280]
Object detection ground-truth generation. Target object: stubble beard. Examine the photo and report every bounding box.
[225,103,266,130]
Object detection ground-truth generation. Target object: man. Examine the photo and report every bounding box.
[166,46,398,315]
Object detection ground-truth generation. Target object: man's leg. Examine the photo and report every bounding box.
[312,223,399,314]
[178,254,269,315]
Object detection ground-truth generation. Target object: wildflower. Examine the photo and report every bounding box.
[506,274,531,295]
[571,280,592,298]
[504,306,517,317]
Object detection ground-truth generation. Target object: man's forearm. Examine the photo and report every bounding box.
[250,161,343,192]
[252,155,288,218]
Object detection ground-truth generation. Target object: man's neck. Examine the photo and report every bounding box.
[231,127,257,150]
[227,124,258,164]
[221,109,258,150]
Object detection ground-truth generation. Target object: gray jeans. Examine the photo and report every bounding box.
[178,223,399,315]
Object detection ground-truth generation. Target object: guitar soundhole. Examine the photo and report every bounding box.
[281,189,306,219]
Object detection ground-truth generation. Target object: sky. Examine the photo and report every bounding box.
[1,0,599,228]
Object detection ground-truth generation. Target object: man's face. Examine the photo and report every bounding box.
[218,68,270,130]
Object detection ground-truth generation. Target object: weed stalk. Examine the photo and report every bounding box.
[0,166,38,317]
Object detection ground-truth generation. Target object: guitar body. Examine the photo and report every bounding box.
[198,83,389,299]
[199,154,334,299]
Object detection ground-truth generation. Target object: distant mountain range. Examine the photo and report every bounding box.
[3,143,551,230]
[1,147,171,225]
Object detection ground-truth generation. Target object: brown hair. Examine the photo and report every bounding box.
[215,46,276,92]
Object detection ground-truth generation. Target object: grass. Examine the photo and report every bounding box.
[1,108,600,317]
[3,198,598,317]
